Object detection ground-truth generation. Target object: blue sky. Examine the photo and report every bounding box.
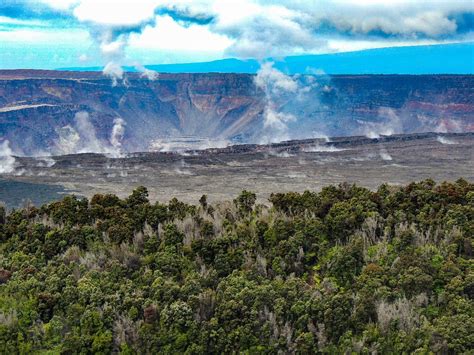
[1,0,473,69]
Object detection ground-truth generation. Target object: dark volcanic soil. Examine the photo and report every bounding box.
[0,178,74,209]
[1,132,472,207]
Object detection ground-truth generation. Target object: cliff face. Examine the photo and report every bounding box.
[0,70,472,154]
[0,71,264,154]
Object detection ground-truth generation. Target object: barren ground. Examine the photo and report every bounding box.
[1,132,472,207]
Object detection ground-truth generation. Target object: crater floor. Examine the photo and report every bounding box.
[2,132,473,207]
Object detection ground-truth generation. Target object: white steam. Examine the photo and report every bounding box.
[149,137,229,153]
[110,118,127,157]
[360,108,403,138]
[141,68,159,81]
[262,109,296,142]
[255,63,299,95]
[255,62,329,144]
[379,147,393,161]
[55,125,81,155]
[436,136,457,145]
[54,112,126,157]
[0,140,16,174]
[268,150,294,158]
[255,63,298,143]
[135,63,159,80]
[302,144,344,152]
[75,111,108,153]
[435,119,463,133]
[311,132,331,142]
[102,62,124,86]
[174,159,194,175]
[35,156,56,168]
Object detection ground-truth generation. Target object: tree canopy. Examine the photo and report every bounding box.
[0,179,472,353]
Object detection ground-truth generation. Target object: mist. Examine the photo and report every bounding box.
[253,63,332,144]
[110,118,127,157]
[53,112,127,157]
[0,140,16,174]
[437,136,457,145]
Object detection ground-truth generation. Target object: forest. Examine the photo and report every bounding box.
[0,179,472,353]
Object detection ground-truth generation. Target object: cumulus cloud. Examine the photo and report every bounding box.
[128,14,232,53]
[72,0,158,26]
[38,0,162,83]
[32,0,474,61]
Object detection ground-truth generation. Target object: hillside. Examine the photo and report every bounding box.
[0,180,472,353]
[60,42,474,75]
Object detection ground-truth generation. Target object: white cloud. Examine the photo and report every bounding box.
[0,16,48,27]
[73,0,158,26]
[78,53,89,62]
[100,38,126,57]
[13,0,474,64]
[40,0,79,11]
[129,14,232,52]
[0,28,89,43]
[402,11,457,37]
[325,38,447,53]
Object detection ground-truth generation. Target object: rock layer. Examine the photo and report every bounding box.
[0,70,472,155]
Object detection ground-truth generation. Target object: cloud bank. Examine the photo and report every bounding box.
[1,0,472,68]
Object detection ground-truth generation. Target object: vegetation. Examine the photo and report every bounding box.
[0,179,472,353]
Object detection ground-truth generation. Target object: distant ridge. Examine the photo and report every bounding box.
[59,42,474,74]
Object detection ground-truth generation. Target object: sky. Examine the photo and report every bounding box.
[0,0,473,70]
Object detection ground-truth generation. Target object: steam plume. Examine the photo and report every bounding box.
[254,63,332,143]
[0,140,16,174]
[435,119,463,133]
[102,62,124,86]
[54,112,126,157]
[379,147,393,161]
[55,125,80,155]
[110,118,127,157]
[361,108,403,138]
[75,111,107,153]
[254,62,298,143]
[380,152,393,161]
[302,144,344,153]
[436,136,457,145]
[135,63,159,80]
